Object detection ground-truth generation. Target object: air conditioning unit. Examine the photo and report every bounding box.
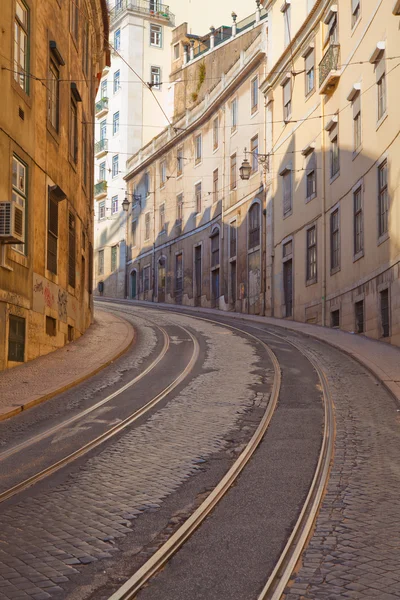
[0,200,24,244]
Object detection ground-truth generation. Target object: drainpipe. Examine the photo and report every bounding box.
[231,12,237,37]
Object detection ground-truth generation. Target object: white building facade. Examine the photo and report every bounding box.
[94,0,175,297]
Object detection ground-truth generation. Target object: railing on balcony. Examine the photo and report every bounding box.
[95,139,108,155]
[94,180,107,197]
[95,97,109,115]
[319,44,340,88]
[109,0,175,25]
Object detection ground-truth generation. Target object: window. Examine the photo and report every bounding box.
[380,289,390,337]
[8,315,25,362]
[283,77,292,121]
[351,0,360,26]
[100,119,107,140]
[68,325,74,342]
[330,208,340,270]
[98,249,104,275]
[114,29,121,51]
[160,160,166,187]
[71,0,79,42]
[70,96,78,163]
[306,170,316,200]
[213,117,219,150]
[48,59,60,131]
[282,169,292,215]
[112,195,118,214]
[211,228,220,267]
[14,0,29,93]
[159,203,165,232]
[111,245,117,272]
[306,226,317,283]
[112,155,119,178]
[82,20,89,76]
[283,3,291,47]
[325,11,338,45]
[132,220,137,246]
[98,201,105,220]
[143,266,150,292]
[99,162,106,181]
[113,70,120,93]
[174,43,180,60]
[176,193,183,223]
[113,111,119,135]
[230,221,237,258]
[230,154,237,190]
[305,48,315,95]
[251,76,258,113]
[355,300,364,334]
[353,186,363,255]
[195,134,202,164]
[11,156,27,254]
[195,182,202,213]
[378,160,388,237]
[331,309,340,328]
[249,203,260,248]
[377,73,386,121]
[352,91,361,150]
[177,147,183,175]
[150,24,162,47]
[47,191,59,274]
[151,66,161,89]
[145,212,151,240]
[101,79,107,98]
[231,98,238,132]
[213,169,218,202]
[250,135,259,173]
[330,135,339,178]
[68,212,76,288]
[145,171,150,196]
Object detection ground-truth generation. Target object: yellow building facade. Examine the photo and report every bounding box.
[262,0,400,344]
[0,0,109,369]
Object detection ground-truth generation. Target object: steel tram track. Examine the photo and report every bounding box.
[0,320,200,505]
[97,302,335,600]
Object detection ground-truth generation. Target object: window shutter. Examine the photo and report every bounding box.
[68,212,76,288]
[376,56,385,82]
[283,79,291,105]
[305,49,314,71]
[352,92,361,118]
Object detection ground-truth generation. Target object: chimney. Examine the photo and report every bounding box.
[255,0,261,23]
[189,39,195,60]
[210,26,215,50]
[231,12,237,37]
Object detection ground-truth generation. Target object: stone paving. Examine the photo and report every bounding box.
[283,336,400,600]
[0,317,268,600]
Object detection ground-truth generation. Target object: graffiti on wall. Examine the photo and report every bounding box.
[57,290,68,320]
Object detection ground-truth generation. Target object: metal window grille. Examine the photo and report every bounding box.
[47,192,58,274]
[8,315,25,362]
[378,161,388,237]
[68,212,76,288]
[353,187,363,254]
[380,289,390,337]
[330,209,340,270]
[195,183,202,213]
[355,300,364,334]
[249,203,260,248]
[306,226,317,281]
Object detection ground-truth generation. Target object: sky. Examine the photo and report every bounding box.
[172,0,258,35]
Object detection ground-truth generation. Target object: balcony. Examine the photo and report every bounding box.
[109,0,175,26]
[95,97,109,118]
[95,139,108,158]
[319,44,340,94]
[94,180,107,199]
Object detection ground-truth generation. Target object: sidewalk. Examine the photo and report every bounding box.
[0,308,134,422]
[99,299,400,404]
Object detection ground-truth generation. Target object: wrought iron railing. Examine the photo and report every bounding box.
[94,181,107,196]
[95,97,109,115]
[95,139,108,155]
[319,44,340,87]
[109,0,174,25]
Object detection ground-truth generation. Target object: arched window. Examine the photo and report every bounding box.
[248,203,261,249]
[210,227,220,267]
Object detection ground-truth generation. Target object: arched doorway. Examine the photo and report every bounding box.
[130,270,137,299]
[158,257,166,303]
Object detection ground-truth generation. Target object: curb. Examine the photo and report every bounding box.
[96,297,400,406]
[0,310,135,423]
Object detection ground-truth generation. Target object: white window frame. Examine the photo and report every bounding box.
[114,29,121,51]
[112,154,119,178]
[195,133,202,165]
[113,70,120,94]
[251,75,259,114]
[150,24,162,47]
[111,195,118,214]
[112,111,119,135]
[151,65,161,90]
[11,155,27,255]
[231,98,238,133]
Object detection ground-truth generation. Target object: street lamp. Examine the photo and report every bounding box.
[239,155,252,180]
[239,147,270,180]
[122,195,130,212]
